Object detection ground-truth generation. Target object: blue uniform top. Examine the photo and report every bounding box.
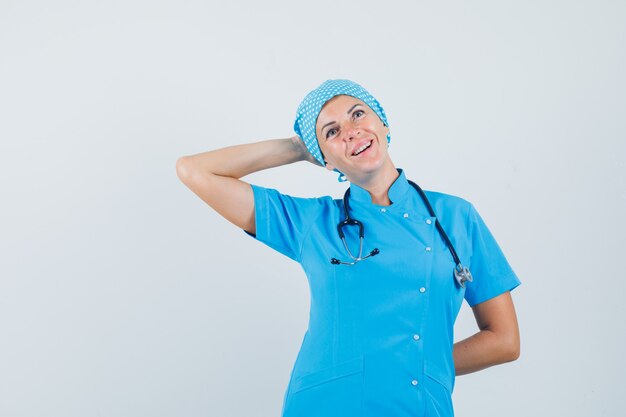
[243,168,521,417]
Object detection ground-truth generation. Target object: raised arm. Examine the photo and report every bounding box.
[175,136,322,235]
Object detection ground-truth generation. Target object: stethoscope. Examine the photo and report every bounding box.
[330,179,474,288]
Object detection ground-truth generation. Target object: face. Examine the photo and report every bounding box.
[315,95,391,181]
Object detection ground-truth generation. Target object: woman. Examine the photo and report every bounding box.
[176,79,522,417]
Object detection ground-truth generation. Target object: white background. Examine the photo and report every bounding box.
[1,1,624,416]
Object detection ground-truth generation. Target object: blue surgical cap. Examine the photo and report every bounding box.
[293,79,391,182]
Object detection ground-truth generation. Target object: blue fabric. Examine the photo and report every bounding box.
[243,168,522,417]
[293,79,392,182]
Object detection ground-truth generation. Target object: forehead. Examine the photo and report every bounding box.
[320,95,366,114]
[317,95,367,124]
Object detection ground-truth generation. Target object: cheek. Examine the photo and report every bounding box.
[325,141,345,157]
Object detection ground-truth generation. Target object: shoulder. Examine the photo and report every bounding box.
[250,183,338,213]
[421,188,473,218]
[250,183,334,201]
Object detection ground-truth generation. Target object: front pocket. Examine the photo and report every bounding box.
[284,357,364,417]
[292,357,364,394]
[423,362,453,393]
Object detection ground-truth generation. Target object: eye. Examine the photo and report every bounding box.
[325,109,366,139]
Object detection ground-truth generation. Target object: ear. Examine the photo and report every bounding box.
[320,150,335,171]
[324,160,336,172]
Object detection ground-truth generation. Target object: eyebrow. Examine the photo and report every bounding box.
[320,103,364,134]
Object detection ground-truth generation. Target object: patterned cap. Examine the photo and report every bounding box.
[293,79,391,182]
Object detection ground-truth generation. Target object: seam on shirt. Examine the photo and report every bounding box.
[248,185,301,262]
[266,189,303,262]
[296,200,327,263]
[466,201,474,267]
[467,270,521,307]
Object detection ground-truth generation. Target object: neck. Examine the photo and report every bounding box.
[353,162,400,206]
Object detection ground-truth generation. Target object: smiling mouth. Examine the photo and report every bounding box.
[351,140,373,157]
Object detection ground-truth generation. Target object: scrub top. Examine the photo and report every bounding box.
[243,167,521,417]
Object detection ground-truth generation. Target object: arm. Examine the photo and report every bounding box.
[175,135,322,235]
[453,291,520,376]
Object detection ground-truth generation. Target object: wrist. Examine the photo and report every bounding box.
[289,135,308,161]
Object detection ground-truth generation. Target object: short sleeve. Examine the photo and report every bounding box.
[242,183,327,263]
[464,203,522,307]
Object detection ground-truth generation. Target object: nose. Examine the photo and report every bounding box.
[340,121,362,141]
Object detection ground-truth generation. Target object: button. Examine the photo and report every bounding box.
[419,287,426,293]
[413,334,420,340]
[380,208,387,213]
[411,380,418,386]
[403,213,409,218]
[425,246,432,252]
[426,219,432,224]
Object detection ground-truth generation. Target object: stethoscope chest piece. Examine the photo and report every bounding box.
[454,264,473,288]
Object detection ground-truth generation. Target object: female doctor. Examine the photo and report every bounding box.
[176,79,522,417]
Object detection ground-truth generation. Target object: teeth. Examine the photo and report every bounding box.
[352,141,372,156]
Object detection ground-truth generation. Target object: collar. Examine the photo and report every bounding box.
[348,168,411,206]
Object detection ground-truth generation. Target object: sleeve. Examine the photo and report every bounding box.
[463,202,522,307]
[242,183,326,263]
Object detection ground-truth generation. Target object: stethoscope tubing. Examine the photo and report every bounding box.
[331,179,473,287]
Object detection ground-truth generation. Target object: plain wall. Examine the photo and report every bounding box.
[1,0,624,416]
